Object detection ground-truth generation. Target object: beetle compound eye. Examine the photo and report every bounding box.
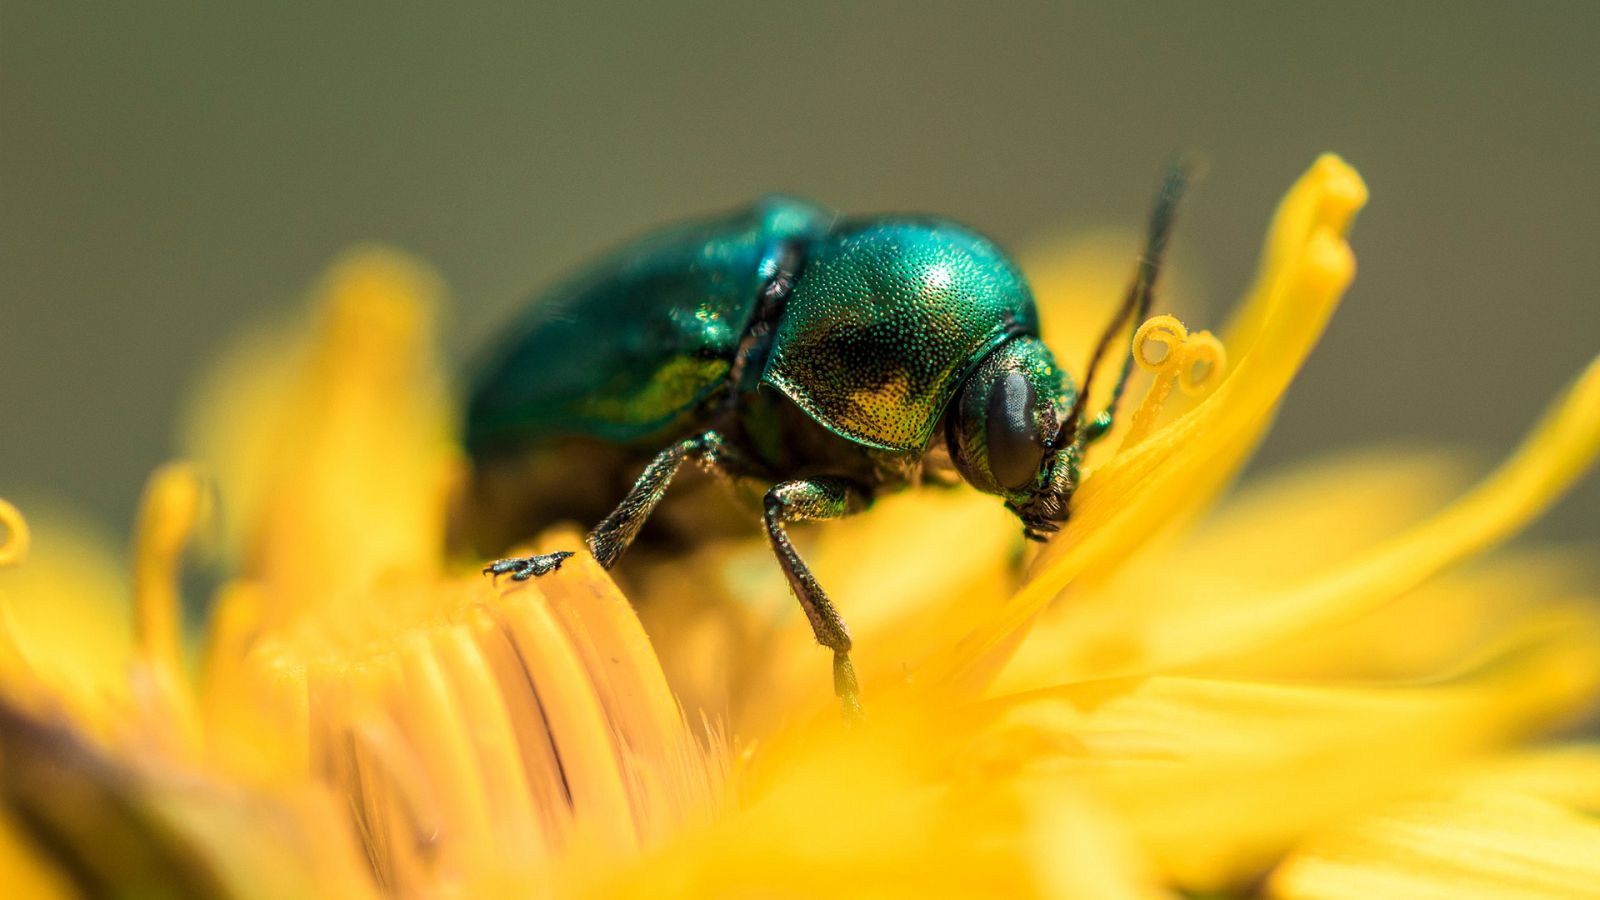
[986,370,1044,491]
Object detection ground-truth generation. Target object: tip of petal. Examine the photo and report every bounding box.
[315,246,444,356]
[1308,153,1369,236]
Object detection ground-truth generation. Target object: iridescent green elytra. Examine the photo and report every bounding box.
[469,169,1187,716]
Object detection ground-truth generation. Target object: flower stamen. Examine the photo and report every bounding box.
[0,498,28,569]
[1119,314,1227,450]
[0,499,37,705]
[132,465,209,693]
[129,462,209,757]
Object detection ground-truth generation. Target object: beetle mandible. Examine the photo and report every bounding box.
[468,167,1188,717]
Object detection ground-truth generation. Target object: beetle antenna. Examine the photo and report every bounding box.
[1058,159,1190,452]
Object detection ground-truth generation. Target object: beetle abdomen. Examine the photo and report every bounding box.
[466,195,832,456]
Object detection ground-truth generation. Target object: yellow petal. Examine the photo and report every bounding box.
[997,448,1470,690]
[182,247,457,626]
[565,719,1167,900]
[0,699,378,899]
[1201,549,1595,683]
[1453,745,1600,811]
[206,541,720,894]
[649,488,1018,734]
[972,606,1600,892]
[917,154,1367,697]
[0,811,76,900]
[1106,352,1600,678]
[1269,749,1600,899]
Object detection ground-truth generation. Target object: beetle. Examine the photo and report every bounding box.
[468,167,1187,716]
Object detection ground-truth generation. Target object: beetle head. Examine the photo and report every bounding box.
[945,336,1077,540]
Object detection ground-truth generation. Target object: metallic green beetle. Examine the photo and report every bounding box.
[469,168,1187,716]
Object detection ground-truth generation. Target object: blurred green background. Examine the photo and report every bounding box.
[3,3,1596,542]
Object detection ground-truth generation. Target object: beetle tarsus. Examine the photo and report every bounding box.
[833,651,864,722]
[483,550,575,582]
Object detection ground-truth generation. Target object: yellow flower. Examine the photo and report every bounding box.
[2,154,1598,898]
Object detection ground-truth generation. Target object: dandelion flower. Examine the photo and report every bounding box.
[1,154,1597,898]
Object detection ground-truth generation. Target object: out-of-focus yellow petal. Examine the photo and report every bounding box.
[971,606,1600,892]
[565,718,1166,900]
[0,499,132,739]
[1269,748,1600,899]
[1205,549,1595,682]
[1455,744,1600,810]
[0,699,378,899]
[0,811,76,900]
[182,247,457,626]
[914,154,1367,698]
[140,782,380,900]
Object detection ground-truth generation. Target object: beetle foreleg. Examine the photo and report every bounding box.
[762,477,869,720]
[482,430,731,582]
[586,430,731,568]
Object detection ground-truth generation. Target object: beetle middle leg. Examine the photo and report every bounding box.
[762,476,869,719]
[484,430,732,580]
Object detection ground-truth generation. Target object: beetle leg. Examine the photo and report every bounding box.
[762,477,869,720]
[483,431,730,582]
[585,430,732,568]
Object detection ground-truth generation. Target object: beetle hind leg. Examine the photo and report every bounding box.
[762,477,869,719]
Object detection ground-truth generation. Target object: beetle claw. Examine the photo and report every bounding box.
[483,551,575,583]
